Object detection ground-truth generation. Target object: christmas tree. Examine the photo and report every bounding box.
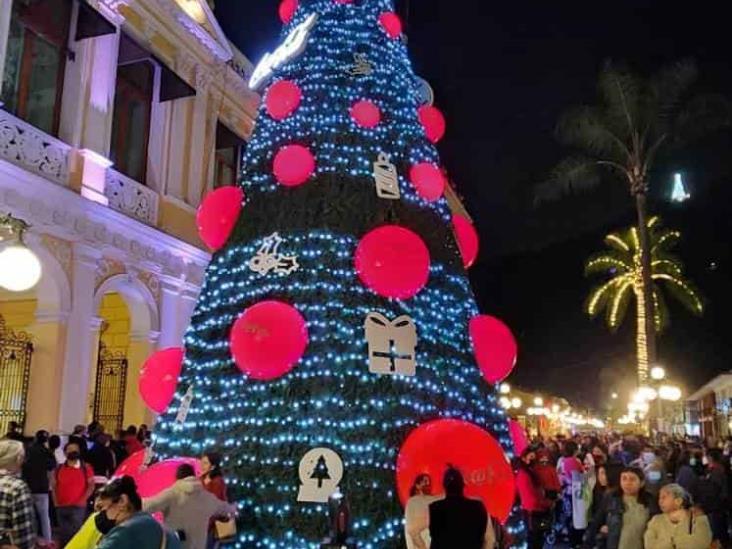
[154,0,525,546]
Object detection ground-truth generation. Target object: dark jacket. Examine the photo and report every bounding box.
[676,464,700,502]
[582,491,657,549]
[22,442,56,493]
[429,495,488,549]
[86,444,116,478]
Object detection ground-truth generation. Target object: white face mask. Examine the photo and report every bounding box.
[689,458,698,466]
[642,452,655,464]
[702,456,709,466]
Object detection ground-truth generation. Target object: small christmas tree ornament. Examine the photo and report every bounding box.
[372,152,400,199]
[248,232,300,276]
[378,12,402,39]
[350,99,381,128]
[469,314,518,383]
[345,52,374,76]
[175,385,194,424]
[297,448,343,503]
[265,80,302,120]
[364,312,417,376]
[273,144,316,186]
[409,162,446,202]
[452,213,479,268]
[196,186,244,251]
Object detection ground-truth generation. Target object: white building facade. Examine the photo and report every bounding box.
[0,0,258,435]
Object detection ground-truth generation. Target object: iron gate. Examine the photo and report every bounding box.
[0,314,33,436]
[92,343,128,433]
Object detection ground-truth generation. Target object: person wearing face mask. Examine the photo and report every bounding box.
[697,448,730,547]
[644,483,712,549]
[516,449,554,549]
[92,476,181,549]
[52,441,95,546]
[638,446,665,499]
[405,474,441,549]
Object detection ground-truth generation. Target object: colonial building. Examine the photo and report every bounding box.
[686,372,732,442]
[0,0,257,435]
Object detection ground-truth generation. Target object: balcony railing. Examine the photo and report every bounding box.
[104,168,159,226]
[0,110,71,186]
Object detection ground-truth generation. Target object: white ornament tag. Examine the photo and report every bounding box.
[297,448,344,503]
[175,385,194,424]
[364,312,417,376]
[346,53,374,76]
[248,232,300,276]
[249,13,319,90]
[373,152,400,200]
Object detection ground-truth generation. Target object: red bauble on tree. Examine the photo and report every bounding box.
[452,213,479,268]
[350,99,381,128]
[409,162,446,202]
[418,105,446,143]
[138,347,184,414]
[469,315,518,383]
[378,12,402,39]
[135,458,202,498]
[196,186,244,251]
[265,80,302,120]
[273,144,316,186]
[355,225,430,299]
[114,449,146,479]
[230,300,308,380]
[509,419,529,455]
[396,419,515,524]
[278,0,298,24]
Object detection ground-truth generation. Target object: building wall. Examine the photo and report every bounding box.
[99,292,131,356]
[0,299,37,331]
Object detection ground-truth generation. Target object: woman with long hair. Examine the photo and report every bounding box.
[582,467,657,549]
[405,473,440,549]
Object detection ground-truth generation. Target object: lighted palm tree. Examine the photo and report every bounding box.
[538,59,730,381]
[585,217,703,381]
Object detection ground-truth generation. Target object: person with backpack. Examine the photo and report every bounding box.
[53,441,94,546]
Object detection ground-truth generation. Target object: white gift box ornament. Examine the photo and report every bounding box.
[297,448,344,503]
[364,312,417,376]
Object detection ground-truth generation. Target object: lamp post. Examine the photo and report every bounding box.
[0,213,42,292]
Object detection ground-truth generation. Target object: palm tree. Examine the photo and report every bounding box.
[538,59,729,383]
[585,216,703,381]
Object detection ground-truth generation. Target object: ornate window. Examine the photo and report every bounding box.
[0,0,72,136]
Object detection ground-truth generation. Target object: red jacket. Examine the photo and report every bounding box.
[516,469,553,512]
[534,463,561,493]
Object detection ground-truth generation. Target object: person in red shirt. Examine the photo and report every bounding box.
[200,451,228,549]
[534,448,561,500]
[123,426,144,456]
[52,441,94,546]
[516,448,554,549]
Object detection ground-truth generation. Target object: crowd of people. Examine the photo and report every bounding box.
[1,422,234,549]
[515,433,732,549]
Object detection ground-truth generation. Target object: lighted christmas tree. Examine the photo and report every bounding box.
[153,0,526,546]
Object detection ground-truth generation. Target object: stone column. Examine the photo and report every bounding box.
[24,311,69,433]
[157,275,183,349]
[124,330,159,426]
[58,244,102,432]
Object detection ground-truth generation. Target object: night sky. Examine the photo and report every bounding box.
[214,0,732,409]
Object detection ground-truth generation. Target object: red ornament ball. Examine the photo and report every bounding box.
[378,12,402,39]
[138,347,184,414]
[409,162,446,202]
[278,0,298,24]
[469,315,518,384]
[230,300,308,380]
[114,449,146,479]
[452,213,479,268]
[396,419,515,524]
[196,186,244,251]
[135,458,201,498]
[509,419,530,455]
[418,105,446,143]
[273,144,316,186]
[350,99,381,128]
[355,225,430,299]
[265,80,302,120]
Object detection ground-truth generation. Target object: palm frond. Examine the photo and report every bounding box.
[598,64,642,139]
[604,232,631,253]
[585,278,619,318]
[654,274,704,316]
[651,259,683,278]
[651,228,681,254]
[534,156,601,204]
[585,252,632,276]
[606,278,634,331]
[555,106,630,161]
[650,59,699,135]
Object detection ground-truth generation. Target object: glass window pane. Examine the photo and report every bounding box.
[1,18,26,115]
[25,35,61,134]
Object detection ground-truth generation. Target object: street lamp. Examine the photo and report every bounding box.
[511,397,522,409]
[533,396,544,406]
[650,366,666,381]
[0,213,41,292]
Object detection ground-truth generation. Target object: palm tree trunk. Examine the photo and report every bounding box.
[634,192,656,384]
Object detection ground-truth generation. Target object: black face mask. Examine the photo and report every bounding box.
[66,451,81,461]
[95,510,117,535]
